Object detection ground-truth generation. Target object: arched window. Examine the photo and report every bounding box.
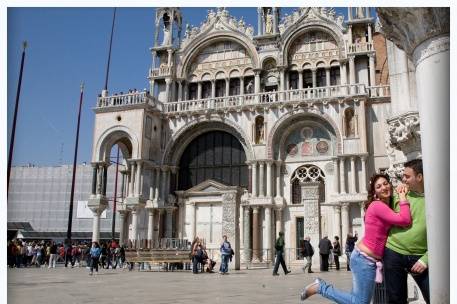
[291,165,325,204]
[316,68,326,87]
[303,70,313,88]
[255,116,265,144]
[289,71,298,90]
[330,66,340,86]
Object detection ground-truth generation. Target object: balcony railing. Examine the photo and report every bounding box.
[164,84,368,114]
[368,85,390,98]
[96,84,390,113]
[149,66,172,78]
[96,91,163,110]
[347,42,374,54]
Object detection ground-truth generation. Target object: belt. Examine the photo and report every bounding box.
[355,246,383,283]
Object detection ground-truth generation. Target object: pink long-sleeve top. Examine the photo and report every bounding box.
[362,200,411,258]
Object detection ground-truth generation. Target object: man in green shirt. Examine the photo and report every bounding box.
[384,159,429,304]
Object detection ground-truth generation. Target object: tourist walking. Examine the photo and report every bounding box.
[48,241,58,268]
[332,236,341,270]
[345,232,358,271]
[301,236,314,273]
[300,173,411,303]
[219,235,232,274]
[272,231,290,276]
[89,242,101,275]
[318,236,332,271]
[384,159,429,303]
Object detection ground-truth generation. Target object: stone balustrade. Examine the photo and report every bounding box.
[97,84,389,113]
[347,42,374,54]
[96,91,163,110]
[149,66,172,78]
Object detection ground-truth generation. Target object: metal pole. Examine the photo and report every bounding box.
[7,41,27,196]
[67,83,84,241]
[104,8,117,91]
[111,147,120,239]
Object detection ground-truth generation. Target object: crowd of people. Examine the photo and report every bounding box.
[6,239,126,271]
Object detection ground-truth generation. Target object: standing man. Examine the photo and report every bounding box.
[301,236,314,273]
[384,159,429,303]
[272,231,291,276]
[318,236,333,272]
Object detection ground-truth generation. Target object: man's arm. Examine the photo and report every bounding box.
[411,252,428,273]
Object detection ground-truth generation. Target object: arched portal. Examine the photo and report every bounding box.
[178,130,248,190]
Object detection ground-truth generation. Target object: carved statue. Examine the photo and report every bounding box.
[162,24,171,45]
[265,9,273,34]
[185,23,191,38]
[246,80,254,93]
[356,7,365,19]
[255,120,265,144]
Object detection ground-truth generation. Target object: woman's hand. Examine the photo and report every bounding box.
[396,183,409,201]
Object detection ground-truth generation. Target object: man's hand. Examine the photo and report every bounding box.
[410,260,427,274]
[396,184,409,201]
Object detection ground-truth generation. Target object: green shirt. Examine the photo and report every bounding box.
[386,191,428,265]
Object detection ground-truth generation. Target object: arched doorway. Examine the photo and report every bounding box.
[177,130,248,191]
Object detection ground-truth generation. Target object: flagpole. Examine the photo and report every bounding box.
[7,41,27,197]
[103,8,117,93]
[66,83,84,242]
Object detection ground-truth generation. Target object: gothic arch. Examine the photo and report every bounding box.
[267,109,343,159]
[94,126,139,163]
[281,23,346,67]
[177,32,260,78]
[162,116,254,165]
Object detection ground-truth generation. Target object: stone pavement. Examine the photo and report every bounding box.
[8,265,353,304]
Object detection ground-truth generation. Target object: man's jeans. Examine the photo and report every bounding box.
[318,249,376,304]
[303,256,312,272]
[220,254,230,273]
[383,247,430,304]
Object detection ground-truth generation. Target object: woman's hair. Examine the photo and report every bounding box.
[364,173,393,211]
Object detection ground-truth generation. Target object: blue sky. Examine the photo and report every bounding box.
[7,7,355,166]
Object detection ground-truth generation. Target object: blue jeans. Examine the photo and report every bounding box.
[318,249,376,304]
[219,254,230,273]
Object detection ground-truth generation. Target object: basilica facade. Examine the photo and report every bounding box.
[88,7,422,268]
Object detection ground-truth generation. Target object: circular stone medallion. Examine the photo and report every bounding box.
[316,141,329,154]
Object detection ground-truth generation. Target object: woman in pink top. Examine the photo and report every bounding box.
[300,174,411,303]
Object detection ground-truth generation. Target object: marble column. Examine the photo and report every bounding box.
[165,209,173,238]
[339,157,346,194]
[190,203,196,241]
[225,78,230,97]
[360,156,367,193]
[301,182,321,252]
[341,203,350,242]
[348,56,356,94]
[298,69,303,90]
[160,167,168,203]
[91,209,101,242]
[257,7,262,36]
[369,53,376,87]
[211,80,216,98]
[165,78,172,103]
[264,206,272,261]
[251,162,258,197]
[91,165,97,195]
[243,206,251,264]
[147,208,155,248]
[177,80,183,101]
[333,158,339,194]
[359,202,365,238]
[197,82,202,99]
[118,211,126,246]
[311,69,317,88]
[350,156,356,194]
[258,162,265,197]
[129,162,135,197]
[135,161,142,197]
[266,161,272,197]
[325,67,331,87]
[275,161,282,198]
[272,7,278,34]
[254,71,261,94]
[367,23,373,42]
[252,206,260,261]
[240,77,244,95]
[333,205,341,241]
[154,168,160,202]
[275,208,282,237]
[131,209,138,248]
